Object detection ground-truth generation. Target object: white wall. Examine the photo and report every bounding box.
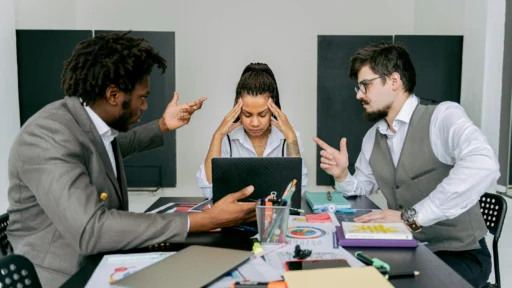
[461,0,506,159]
[13,0,480,196]
[0,0,20,213]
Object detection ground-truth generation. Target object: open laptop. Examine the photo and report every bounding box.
[112,245,252,288]
[211,157,302,209]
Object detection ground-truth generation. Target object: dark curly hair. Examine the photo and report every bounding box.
[61,31,167,105]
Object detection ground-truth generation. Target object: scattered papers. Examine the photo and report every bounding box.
[147,203,174,214]
[262,216,364,274]
[286,216,338,250]
[264,245,364,274]
[85,252,175,288]
[147,199,211,214]
[207,257,282,288]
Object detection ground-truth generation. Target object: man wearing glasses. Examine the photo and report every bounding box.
[314,42,498,287]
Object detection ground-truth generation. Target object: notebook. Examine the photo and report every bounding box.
[341,222,413,240]
[336,226,418,248]
[305,192,351,210]
[283,266,395,288]
[111,245,252,288]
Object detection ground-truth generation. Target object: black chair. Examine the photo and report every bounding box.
[0,254,42,288]
[479,193,507,288]
[0,213,12,256]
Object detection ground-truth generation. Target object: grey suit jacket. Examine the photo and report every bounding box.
[6,97,188,288]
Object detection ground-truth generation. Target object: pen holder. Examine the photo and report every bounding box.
[256,205,290,244]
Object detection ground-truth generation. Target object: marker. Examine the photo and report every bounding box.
[253,242,291,259]
[251,238,264,255]
[354,251,390,273]
[231,281,287,288]
[289,207,304,213]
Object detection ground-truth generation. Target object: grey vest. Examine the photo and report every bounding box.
[368,103,487,252]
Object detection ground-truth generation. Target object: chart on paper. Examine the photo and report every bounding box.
[285,216,337,250]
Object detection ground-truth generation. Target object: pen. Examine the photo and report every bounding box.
[231,281,287,288]
[327,191,332,201]
[387,271,420,279]
[239,225,258,232]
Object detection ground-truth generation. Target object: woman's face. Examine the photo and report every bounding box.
[239,93,271,137]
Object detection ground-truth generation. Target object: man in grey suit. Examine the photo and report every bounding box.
[6,32,257,287]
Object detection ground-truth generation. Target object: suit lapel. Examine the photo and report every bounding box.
[112,139,129,210]
[65,96,125,209]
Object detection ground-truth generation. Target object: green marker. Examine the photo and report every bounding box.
[355,251,391,273]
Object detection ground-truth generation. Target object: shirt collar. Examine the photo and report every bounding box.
[377,94,419,134]
[83,104,119,140]
[229,125,285,141]
[228,124,285,154]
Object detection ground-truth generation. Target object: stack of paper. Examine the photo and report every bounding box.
[336,222,418,248]
[341,222,413,240]
[283,266,395,288]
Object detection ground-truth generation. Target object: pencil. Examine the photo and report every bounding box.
[388,271,420,279]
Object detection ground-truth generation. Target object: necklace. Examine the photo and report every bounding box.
[251,127,271,148]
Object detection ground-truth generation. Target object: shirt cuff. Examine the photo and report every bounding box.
[334,174,356,196]
[414,197,447,227]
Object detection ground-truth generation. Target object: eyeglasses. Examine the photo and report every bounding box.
[354,75,385,94]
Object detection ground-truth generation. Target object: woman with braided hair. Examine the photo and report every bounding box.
[197,63,308,199]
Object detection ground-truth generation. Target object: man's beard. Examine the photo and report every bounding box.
[109,98,135,132]
[361,99,392,123]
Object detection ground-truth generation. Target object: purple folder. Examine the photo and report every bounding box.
[336,226,418,248]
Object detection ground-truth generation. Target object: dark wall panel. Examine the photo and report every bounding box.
[317,35,393,186]
[16,30,93,125]
[500,0,512,186]
[394,35,463,103]
[96,31,176,188]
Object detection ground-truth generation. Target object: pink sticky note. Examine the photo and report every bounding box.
[305,212,332,223]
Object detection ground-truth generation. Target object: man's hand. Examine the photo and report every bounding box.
[354,210,402,223]
[189,186,256,232]
[313,137,349,183]
[159,92,207,133]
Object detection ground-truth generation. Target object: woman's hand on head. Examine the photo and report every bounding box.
[215,99,243,138]
[268,98,296,141]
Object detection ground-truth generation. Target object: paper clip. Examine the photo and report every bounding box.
[270,191,277,200]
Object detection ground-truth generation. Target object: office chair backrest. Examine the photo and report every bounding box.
[479,193,507,239]
[0,213,12,256]
[0,254,42,288]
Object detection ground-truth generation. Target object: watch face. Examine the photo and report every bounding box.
[401,208,417,222]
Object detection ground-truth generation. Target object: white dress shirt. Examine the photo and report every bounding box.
[84,105,119,176]
[84,105,191,232]
[197,125,309,199]
[335,95,500,227]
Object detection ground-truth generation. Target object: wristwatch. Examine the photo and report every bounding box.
[400,207,422,232]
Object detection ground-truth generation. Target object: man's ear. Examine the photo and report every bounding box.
[390,72,402,91]
[105,85,120,106]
